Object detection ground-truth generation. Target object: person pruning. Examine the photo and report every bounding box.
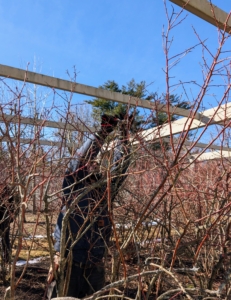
[47,114,132,299]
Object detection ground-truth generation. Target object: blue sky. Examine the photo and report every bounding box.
[0,0,231,111]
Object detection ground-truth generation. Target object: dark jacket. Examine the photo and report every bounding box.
[54,133,130,264]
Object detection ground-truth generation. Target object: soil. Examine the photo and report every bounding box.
[0,212,223,299]
[0,211,53,300]
[0,258,50,300]
[0,249,223,300]
[0,258,155,300]
[0,212,152,300]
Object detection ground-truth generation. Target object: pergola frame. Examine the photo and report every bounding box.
[0,0,231,161]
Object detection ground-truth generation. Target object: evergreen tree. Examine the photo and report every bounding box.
[150,93,191,128]
[86,79,191,132]
[86,79,145,128]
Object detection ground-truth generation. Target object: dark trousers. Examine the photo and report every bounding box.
[47,262,105,299]
[0,220,10,262]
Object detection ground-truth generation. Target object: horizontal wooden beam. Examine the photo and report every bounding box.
[0,113,97,132]
[1,133,229,153]
[0,136,78,148]
[189,150,231,161]
[170,0,231,33]
[0,64,204,120]
[163,137,231,152]
[184,140,230,152]
[139,102,231,142]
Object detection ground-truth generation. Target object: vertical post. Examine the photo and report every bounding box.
[32,112,38,215]
[32,63,38,214]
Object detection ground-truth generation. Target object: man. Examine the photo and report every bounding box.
[47,114,131,299]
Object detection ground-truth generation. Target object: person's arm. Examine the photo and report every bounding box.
[47,253,60,284]
[53,210,64,253]
[47,206,66,284]
[62,115,120,202]
[62,134,99,202]
[66,134,96,174]
[65,115,120,176]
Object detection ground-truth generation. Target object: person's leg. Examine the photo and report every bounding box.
[47,264,88,299]
[67,264,88,298]
[47,263,104,298]
[84,263,105,296]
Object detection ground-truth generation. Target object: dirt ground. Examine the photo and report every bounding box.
[0,211,152,300]
[0,211,53,299]
[0,258,50,300]
[0,257,157,300]
[0,211,223,299]
[0,257,156,300]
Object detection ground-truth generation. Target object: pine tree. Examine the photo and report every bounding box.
[86,79,191,131]
[86,79,147,131]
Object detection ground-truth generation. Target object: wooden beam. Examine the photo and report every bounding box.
[163,137,231,152]
[139,102,231,142]
[170,0,231,33]
[189,150,231,161]
[0,113,97,132]
[1,133,229,153]
[0,64,205,120]
[0,136,78,148]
